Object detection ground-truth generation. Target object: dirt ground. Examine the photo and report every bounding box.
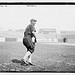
[0,42,75,72]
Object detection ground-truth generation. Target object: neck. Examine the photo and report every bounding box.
[31,23,35,26]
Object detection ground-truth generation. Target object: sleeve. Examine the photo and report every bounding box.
[32,33,36,38]
[31,33,37,43]
[24,25,31,36]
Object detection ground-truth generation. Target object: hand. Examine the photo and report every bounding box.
[35,38,37,43]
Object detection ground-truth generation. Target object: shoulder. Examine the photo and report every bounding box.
[25,24,34,31]
[28,24,34,29]
[25,24,31,29]
[27,24,32,28]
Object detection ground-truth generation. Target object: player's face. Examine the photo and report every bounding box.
[31,21,36,25]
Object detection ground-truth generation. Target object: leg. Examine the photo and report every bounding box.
[27,54,32,63]
[22,37,35,65]
[23,51,31,64]
[27,54,34,65]
[26,48,35,65]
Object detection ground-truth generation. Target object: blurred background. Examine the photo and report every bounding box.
[0,5,75,43]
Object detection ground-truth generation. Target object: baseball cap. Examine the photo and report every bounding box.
[30,19,37,22]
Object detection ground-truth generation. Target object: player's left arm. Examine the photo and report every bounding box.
[32,32,37,43]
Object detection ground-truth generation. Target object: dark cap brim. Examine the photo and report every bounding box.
[30,19,37,22]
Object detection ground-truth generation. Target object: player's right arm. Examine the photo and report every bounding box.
[30,25,37,43]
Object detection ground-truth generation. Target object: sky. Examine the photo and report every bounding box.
[0,5,75,32]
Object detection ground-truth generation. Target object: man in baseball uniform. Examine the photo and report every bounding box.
[21,19,37,65]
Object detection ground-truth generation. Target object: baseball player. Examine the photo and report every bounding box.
[21,19,37,65]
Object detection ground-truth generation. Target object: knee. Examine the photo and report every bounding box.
[29,48,34,54]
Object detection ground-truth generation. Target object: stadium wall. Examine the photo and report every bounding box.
[5,38,17,42]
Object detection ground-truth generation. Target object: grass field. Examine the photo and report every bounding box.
[0,42,75,72]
